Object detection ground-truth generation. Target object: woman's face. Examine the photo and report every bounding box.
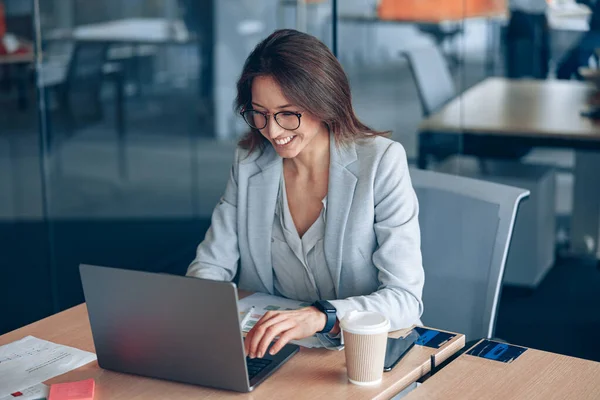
[250,75,326,159]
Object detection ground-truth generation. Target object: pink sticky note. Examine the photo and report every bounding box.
[49,378,95,400]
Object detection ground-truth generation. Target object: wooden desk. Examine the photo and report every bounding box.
[420,78,600,142]
[0,304,464,399]
[405,340,600,399]
[419,77,600,260]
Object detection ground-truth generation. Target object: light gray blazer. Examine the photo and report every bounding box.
[187,134,424,330]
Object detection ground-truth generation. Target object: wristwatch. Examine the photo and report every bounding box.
[312,300,337,333]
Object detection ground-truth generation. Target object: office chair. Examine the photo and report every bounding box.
[417,23,463,68]
[39,41,110,152]
[409,168,529,341]
[402,46,531,169]
[401,46,462,169]
[401,46,456,118]
[38,41,126,177]
[41,41,107,176]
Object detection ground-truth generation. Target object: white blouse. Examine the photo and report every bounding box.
[271,172,336,304]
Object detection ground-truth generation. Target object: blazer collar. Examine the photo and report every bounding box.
[325,135,358,296]
[247,145,282,293]
[330,134,358,168]
[255,144,280,171]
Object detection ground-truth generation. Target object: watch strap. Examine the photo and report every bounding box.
[313,300,336,333]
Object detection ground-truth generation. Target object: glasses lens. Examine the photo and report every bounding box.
[275,112,300,130]
[242,110,267,129]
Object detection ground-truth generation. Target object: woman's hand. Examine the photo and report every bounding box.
[245,307,326,358]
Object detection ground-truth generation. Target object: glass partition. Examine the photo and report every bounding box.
[0,0,334,332]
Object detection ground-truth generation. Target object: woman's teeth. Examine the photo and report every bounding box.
[274,136,295,146]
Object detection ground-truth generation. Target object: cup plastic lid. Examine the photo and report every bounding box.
[340,310,391,335]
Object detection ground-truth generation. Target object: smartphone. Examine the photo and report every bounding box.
[383,329,420,372]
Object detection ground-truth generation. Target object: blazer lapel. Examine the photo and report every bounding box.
[325,136,358,296]
[247,146,281,293]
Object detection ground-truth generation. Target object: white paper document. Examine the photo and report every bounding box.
[238,293,343,350]
[0,383,48,400]
[0,336,96,398]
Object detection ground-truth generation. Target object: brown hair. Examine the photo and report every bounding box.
[236,29,389,153]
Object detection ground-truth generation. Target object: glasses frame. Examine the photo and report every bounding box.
[240,109,303,131]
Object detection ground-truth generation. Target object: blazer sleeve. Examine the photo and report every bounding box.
[329,142,425,330]
[186,149,241,281]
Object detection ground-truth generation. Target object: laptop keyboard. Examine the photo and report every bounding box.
[246,357,272,380]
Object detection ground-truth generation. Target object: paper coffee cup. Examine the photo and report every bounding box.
[340,310,390,386]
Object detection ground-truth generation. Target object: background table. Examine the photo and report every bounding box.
[0,51,33,65]
[419,77,600,261]
[46,18,191,44]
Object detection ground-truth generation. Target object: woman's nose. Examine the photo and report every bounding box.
[265,116,284,139]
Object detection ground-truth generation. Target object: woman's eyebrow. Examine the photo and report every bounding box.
[276,103,294,109]
[251,102,295,109]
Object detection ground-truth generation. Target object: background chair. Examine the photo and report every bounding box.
[402,46,531,169]
[39,41,110,150]
[401,46,456,118]
[401,46,461,169]
[417,23,463,69]
[38,41,126,177]
[409,168,529,341]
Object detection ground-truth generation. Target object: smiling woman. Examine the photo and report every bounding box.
[236,29,386,154]
[187,29,425,360]
[245,75,327,160]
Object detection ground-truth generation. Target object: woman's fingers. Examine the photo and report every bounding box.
[246,312,288,357]
[244,308,323,358]
[270,327,301,355]
[255,319,296,358]
[245,311,279,355]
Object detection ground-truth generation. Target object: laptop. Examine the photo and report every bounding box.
[79,264,299,392]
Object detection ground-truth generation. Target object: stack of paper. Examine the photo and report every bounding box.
[0,336,96,398]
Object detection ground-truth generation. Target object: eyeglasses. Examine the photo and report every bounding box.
[240,109,302,131]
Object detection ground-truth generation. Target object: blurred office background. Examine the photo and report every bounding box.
[1,0,598,361]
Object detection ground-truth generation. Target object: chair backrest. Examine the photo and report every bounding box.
[409,168,529,341]
[67,41,108,84]
[65,41,109,126]
[401,46,456,116]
